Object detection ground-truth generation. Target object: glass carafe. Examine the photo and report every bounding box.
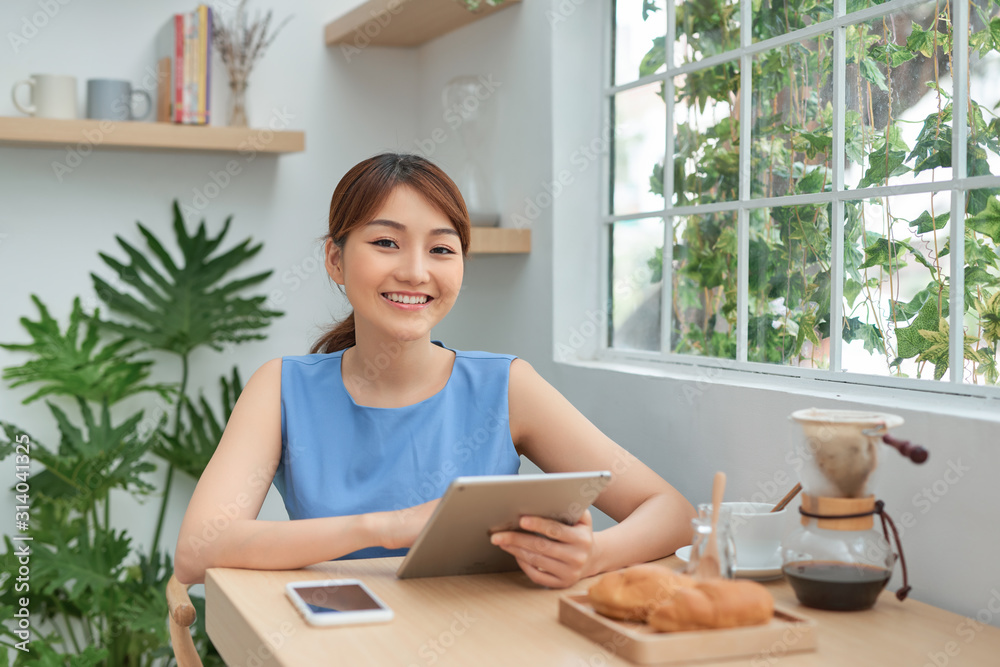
[782,409,902,611]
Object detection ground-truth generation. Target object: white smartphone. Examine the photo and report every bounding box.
[285,579,393,627]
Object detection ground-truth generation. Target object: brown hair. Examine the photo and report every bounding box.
[310,153,472,354]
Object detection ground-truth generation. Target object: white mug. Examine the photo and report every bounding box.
[726,501,789,569]
[12,74,78,119]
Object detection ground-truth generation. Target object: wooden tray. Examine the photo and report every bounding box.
[559,594,817,665]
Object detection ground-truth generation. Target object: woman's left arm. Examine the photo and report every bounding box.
[490,359,696,588]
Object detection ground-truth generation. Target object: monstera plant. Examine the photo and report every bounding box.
[0,202,281,666]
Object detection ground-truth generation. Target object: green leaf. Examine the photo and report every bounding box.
[860,235,906,270]
[797,130,833,160]
[844,279,863,309]
[796,166,830,194]
[966,266,995,286]
[890,286,934,322]
[909,210,949,235]
[92,202,282,357]
[639,36,665,78]
[1,296,169,405]
[896,239,937,274]
[23,399,157,510]
[869,41,918,68]
[714,226,738,255]
[967,196,1000,243]
[977,291,1000,345]
[858,149,909,188]
[30,519,131,600]
[154,367,243,480]
[907,23,949,58]
[896,292,946,359]
[844,278,877,308]
[859,58,888,92]
[843,317,885,354]
[908,110,953,176]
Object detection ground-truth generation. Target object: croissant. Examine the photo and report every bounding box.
[647,579,774,632]
[587,564,696,622]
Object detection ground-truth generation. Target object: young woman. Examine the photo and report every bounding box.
[175,153,695,587]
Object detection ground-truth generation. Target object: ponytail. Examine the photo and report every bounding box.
[310,311,356,354]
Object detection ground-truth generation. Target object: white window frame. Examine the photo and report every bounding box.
[596,0,1000,402]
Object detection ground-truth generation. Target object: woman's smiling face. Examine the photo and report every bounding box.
[325,185,465,343]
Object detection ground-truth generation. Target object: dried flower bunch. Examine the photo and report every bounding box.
[212,0,291,85]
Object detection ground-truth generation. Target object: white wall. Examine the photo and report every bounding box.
[2,0,998,632]
[0,0,422,554]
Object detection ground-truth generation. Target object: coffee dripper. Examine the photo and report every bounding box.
[782,409,928,611]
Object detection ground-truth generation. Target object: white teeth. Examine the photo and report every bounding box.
[385,293,428,304]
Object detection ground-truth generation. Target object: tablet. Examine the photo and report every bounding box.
[395,471,612,579]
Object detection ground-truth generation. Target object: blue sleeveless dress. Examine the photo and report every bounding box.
[274,343,521,559]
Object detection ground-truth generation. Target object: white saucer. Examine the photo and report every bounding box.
[674,545,784,581]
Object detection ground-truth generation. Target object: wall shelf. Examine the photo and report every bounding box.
[324,0,521,48]
[0,117,305,154]
[470,227,530,254]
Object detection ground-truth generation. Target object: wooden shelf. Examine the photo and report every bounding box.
[0,117,305,154]
[325,0,521,48]
[470,227,530,254]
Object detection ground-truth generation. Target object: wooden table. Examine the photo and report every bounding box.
[206,556,1000,666]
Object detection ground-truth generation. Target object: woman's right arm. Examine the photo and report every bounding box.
[173,358,433,585]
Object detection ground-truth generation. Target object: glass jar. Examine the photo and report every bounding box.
[685,503,737,580]
[781,494,894,611]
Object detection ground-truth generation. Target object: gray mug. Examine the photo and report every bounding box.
[86,79,151,121]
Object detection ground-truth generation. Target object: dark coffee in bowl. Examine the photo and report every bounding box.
[783,560,890,611]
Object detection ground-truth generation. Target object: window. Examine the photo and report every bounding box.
[606,0,1000,394]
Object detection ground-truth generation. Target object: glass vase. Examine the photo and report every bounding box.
[229,79,248,127]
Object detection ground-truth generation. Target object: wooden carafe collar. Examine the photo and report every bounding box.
[800,493,875,530]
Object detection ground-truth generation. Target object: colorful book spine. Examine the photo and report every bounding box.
[196,4,209,124]
[205,5,212,123]
[183,10,199,124]
[174,13,183,122]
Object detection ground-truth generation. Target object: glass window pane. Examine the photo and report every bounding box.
[748,204,833,367]
[845,2,951,190]
[672,211,738,358]
[610,219,664,351]
[612,83,666,216]
[841,193,952,381]
[614,0,666,85]
[847,0,889,12]
[674,63,740,205]
[753,0,832,43]
[751,35,834,199]
[964,189,1000,386]
[676,0,740,66]
[969,2,1000,178]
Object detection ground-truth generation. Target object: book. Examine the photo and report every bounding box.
[183,11,195,123]
[205,5,212,123]
[194,4,211,124]
[155,14,184,122]
[155,6,213,125]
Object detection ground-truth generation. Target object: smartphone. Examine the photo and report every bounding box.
[285,579,393,627]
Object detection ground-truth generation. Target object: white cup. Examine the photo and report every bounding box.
[12,74,78,119]
[725,501,788,569]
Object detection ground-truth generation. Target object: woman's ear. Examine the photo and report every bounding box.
[325,238,345,285]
